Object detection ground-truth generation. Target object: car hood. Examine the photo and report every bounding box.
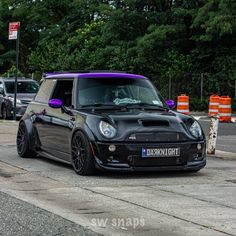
[82,109,201,142]
[8,93,36,101]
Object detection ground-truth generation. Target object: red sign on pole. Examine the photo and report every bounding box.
[9,22,20,40]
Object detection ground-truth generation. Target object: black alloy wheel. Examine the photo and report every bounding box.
[17,122,36,158]
[71,131,96,175]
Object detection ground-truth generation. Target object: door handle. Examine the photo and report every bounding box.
[41,109,47,115]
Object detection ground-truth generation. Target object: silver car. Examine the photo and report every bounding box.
[0,77,39,119]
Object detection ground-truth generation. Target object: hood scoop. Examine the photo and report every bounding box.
[140,119,169,127]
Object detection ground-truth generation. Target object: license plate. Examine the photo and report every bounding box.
[141,147,180,158]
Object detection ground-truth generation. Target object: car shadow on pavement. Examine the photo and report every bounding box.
[36,155,72,169]
[98,170,206,179]
[37,155,206,179]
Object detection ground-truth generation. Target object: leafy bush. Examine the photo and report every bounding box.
[232,99,236,113]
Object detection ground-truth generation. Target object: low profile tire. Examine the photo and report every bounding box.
[1,105,8,120]
[71,131,96,176]
[17,122,37,158]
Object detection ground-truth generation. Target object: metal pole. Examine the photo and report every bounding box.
[200,73,203,102]
[13,27,20,121]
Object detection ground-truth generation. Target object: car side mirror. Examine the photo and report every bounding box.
[48,99,63,109]
[165,99,176,109]
[0,87,4,95]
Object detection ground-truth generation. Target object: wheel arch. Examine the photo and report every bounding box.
[70,124,96,152]
[19,117,36,150]
[70,125,97,175]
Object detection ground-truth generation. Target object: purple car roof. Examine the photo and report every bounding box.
[45,72,146,80]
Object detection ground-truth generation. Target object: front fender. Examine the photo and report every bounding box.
[69,123,96,153]
[19,116,36,149]
[71,123,96,141]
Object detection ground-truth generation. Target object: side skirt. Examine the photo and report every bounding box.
[37,150,72,165]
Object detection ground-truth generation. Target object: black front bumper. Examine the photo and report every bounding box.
[92,141,206,172]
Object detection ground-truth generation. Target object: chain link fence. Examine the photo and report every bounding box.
[156,74,235,99]
[154,74,236,112]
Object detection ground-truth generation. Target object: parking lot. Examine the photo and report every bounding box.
[0,119,236,236]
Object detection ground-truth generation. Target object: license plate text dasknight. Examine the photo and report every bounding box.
[142,148,180,158]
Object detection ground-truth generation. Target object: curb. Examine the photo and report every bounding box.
[0,120,18,123]
[208,150,236,160]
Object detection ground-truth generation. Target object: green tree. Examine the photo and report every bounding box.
[0,0,236,98]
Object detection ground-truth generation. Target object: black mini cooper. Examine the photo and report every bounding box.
[16,72,206,175]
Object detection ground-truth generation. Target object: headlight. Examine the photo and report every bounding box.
[16,99,22,104]
[8,96,21,104]
[99,121,117,138]
[189,121,202,138]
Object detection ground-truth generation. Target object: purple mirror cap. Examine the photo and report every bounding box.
[49,99,63,108]
[166,99,175,108]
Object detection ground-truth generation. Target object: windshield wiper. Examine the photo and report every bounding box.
[125,103,167,110]
[80,103,168,111]
[80,103,127,110]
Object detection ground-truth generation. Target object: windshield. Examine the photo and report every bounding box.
[77,77,165,108]
[5,81,39,94]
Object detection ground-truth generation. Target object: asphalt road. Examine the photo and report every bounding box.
[0,120,236,236]
[0,118,236,236]
[0,192,98,236]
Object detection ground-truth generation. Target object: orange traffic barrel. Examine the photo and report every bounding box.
[219,96,231,122]
[177,94,189,115]
[208,95,220,117]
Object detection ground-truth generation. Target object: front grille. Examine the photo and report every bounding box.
[127,132,187,142]
[141,119,169,127]
[130,155,186,166]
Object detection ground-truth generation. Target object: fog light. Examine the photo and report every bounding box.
[107,156,114,162]
[108,145,116,152]
[197,143,202,150]
[194,153,203,161]
[107,155,119,163]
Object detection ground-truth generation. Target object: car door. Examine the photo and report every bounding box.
[35,78,75,162]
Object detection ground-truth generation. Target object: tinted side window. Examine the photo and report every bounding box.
[35,79,56,103]
[51,80,73,107]
[4,81,39,94]
[0,81,3,89]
